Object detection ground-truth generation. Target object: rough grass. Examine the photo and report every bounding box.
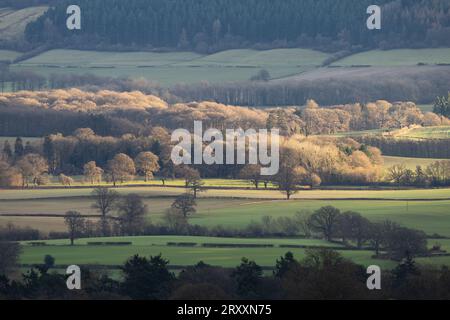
[332,48,450,67]
[0,7,47,41]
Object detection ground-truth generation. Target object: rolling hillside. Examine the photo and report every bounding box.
[0,6,47,42]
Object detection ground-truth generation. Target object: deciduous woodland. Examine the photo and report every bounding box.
[1,89,450,189]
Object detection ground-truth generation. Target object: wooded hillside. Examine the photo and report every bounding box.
[24,0,450,52]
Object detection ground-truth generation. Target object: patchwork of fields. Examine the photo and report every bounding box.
[4,47,450,89]
[2,186,450,235]
[11,48,329,86]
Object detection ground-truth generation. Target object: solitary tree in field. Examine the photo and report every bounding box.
[83,161,104,184]
[273,148,301,200]
[134,151,160,182]
[117,193,147,235]
[163,208,189,233]
[107,153,136,186]
[64,211,86,246]
[59,174,74,187]
[91,187,119,236]
[171,193,196,218]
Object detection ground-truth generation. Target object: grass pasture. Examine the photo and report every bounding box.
[11,48,331,86]
[2,186,450,236]
[19,235,397,269]
[331,48,450,67]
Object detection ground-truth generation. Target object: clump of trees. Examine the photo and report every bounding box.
[386,161,450,187]
[434,92,450,118]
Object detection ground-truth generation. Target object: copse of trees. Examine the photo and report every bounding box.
[386,161,450,187]
[434,92,450,118]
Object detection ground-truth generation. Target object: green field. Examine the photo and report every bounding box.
[19,235,450,269]
[332,48,450,67]
[2,186,450,236]
[11,48,330,86]
[19,235,397,269]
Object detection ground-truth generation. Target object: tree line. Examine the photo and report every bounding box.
[0,89,446,138]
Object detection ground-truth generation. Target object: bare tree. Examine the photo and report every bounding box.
[64,211,86,246]
[273,148,301,200]
[308,206,341,241]
[171,193,197,218]
[387,164,407,186]
[91,187,119,236]
[117,194,148,235]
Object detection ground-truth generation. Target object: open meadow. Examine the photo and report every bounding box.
[19,235,398,269]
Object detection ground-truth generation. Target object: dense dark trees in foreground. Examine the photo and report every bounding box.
[2,247,450,300]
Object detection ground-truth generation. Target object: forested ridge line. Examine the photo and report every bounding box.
[24,0,450,52]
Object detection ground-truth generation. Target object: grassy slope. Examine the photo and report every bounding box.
[382,156,441,170]
[0,49,21,61]
[11,48,330,86]
[332,48,450,66]
[0,6,47,41]
[394,126,450,139]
